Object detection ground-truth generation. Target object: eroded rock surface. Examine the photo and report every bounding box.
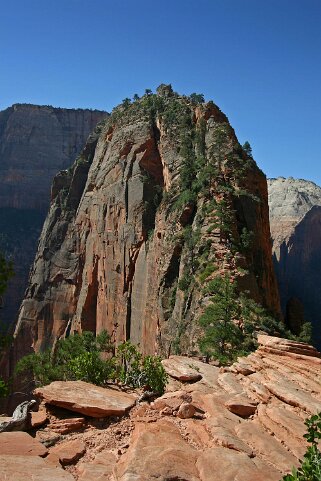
[0,104,107,330]
[13,91,280,364]
[268,177,321,345]
[2,335,319,481]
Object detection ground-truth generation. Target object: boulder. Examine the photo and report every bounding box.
[34,381,137,417]
[162,357,202,382]
[177,402,196,419]
[225,395,257,418]
[50,439,86,465]
[31,410,48,428]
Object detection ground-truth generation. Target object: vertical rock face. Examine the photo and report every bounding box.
[13,90,280,361]
[268,177,321,345]
[0,104,107,328]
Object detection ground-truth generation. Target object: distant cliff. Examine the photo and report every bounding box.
[13,86,280,362]
[0,104,107,328]
[268,177,321,345]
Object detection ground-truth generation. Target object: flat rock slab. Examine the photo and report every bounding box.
[50,439,86,464]
[34,381,137,417]
[162,356,202,382]
[48,417,85,434]
[197,447,281,481]
[0,431,48,456]
[0,454,74,481]
[31,410,48,428]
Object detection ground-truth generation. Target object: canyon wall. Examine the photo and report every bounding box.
[13,88,280,363]
[0,104,107,328]
[268,177,321,345]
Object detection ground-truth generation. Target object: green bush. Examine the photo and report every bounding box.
[68,351,116,386]
[199,263,217,284]
[0,378,8,398]
[282,413,321,481]
[141,356,168,394]
[16,332,167,395]
[116,342,167,394]
[178,275,191,292]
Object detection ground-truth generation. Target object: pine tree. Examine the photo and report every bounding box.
[199,274,243,363]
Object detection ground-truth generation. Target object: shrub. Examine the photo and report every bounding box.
[178,275,191,292]
[0,378,8,398]
[281,413,321,480]
[140,356,168,394]
[199,263,217,284]
[16,333,168,395]
[15,330,115,386]
[116,342,167,394]
[68,351,116,386]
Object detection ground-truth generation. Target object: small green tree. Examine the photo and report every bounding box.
[145,88,152,96]
[199,274,244,364]
[190,93,205,104]
[242,141,253,158]
[133,93,140,101]
[122,98,131,109]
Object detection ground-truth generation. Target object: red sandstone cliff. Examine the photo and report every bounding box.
[12,88,280,362]
[0,104,107,328]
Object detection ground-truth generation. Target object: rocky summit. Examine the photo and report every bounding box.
[0,335,320,480]
[268,177,321,345]
[0,104,107,329]
[12,87,279,364]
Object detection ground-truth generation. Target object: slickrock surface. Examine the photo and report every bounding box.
[0,103,107,332]
[0,454,75,480]
[161,356,203,381]
[0,431,48,456]
[34,381,138,417]
[2,335,320,480]
[268,177,321,345]
[13,90,280,364]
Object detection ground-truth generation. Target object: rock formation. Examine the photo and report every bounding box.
[12,88,280,363]
[0,104,107,328]
[1,334,320,480]
[268,177,321,345]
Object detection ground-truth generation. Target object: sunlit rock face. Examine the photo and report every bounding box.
[13,90,280,363]
[268,177,321,345]
[0,104,107,328]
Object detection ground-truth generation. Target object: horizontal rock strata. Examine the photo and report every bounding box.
[2,335,320,480]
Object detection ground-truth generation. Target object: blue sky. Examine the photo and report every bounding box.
[1,0,320,184]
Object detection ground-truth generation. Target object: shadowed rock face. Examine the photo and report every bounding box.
[268,177,321,346]
[12,91,280,364]
[0,104,107,328]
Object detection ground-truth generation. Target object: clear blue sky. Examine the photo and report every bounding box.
[1,0,320,184]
